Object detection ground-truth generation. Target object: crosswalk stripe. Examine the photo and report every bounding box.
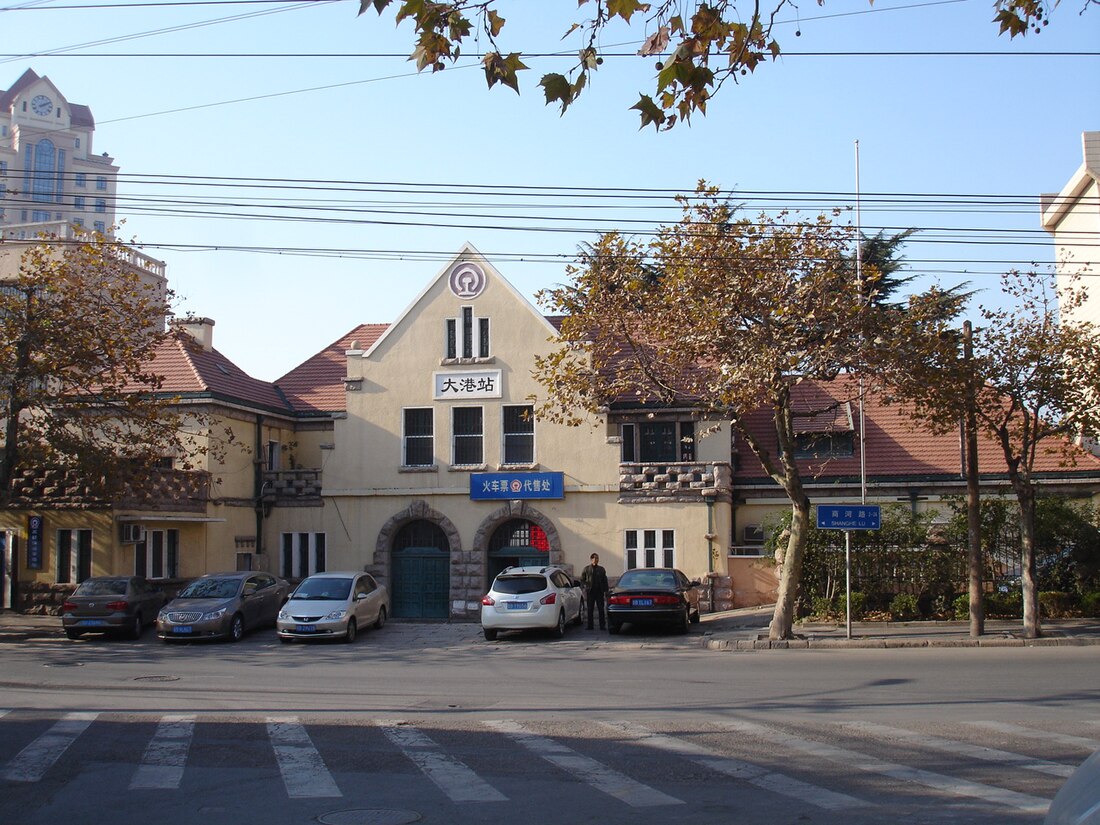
[600,720,870,811]
[719,720,1050,814]
[377,721,506,803]
[844,721,1075,778]
[1,711,97,783]
[970,721,1100,752]
[130,714,196,789]
[484,719,683,808]
[266,716,341,798]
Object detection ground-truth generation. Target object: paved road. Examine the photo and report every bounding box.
[0,621,1097,824]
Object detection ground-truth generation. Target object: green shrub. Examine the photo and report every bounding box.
[1038,591,1079,618]
[1081,592,1100,617]
[809,596,835,620]
[837,591,866,620]
[954,593,969,620]
[986,590,1023,619]
[889,593,920,622]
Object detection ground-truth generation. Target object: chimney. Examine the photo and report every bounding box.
[176,316,215,351]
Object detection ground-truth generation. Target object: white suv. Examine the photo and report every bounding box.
[481,566,585,641]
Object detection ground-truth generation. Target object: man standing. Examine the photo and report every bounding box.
[581,553,609,630]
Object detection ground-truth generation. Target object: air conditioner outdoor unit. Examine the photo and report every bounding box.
[742,524,765,545]
[119,523,145,544]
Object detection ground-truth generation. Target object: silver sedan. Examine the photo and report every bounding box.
[277,571,389,643]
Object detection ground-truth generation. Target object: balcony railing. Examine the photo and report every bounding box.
[619,461,732,502]
[262,469,322,504]
[1,222,167,280]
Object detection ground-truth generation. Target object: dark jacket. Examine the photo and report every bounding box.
[581,563,609,596]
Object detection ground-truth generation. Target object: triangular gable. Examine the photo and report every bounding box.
[362,243,558,358]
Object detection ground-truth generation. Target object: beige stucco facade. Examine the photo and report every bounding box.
[268,246,734,620]
[1042,131,1100,325]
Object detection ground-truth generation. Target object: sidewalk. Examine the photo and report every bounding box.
[698,605,1100,651]
[4,607,1100,650]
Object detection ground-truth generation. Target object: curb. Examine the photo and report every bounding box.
[701,636,1100,651]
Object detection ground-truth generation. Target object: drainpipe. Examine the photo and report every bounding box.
[255,414,265,557]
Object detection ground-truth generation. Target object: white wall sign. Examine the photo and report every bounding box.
[434,370,502,399]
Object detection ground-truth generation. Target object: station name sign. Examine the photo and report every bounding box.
[471,472,564,501]
[816,504,881,531]
[434,369,502,400]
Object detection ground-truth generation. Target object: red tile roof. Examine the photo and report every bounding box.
[732,374,1100,483]
[276,324,388,414]
[144,331,294,414]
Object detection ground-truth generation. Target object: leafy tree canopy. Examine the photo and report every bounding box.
[357,0,1090,129]
[0,232,223,503]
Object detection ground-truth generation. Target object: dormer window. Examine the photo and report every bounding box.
[445,306,489,360]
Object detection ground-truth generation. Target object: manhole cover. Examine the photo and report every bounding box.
[133,675,180,682]
[42,661,84,667]
[317,809,421,825]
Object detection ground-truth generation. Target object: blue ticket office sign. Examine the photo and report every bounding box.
[816,504,881,531]
[470,472,564,501]
[27,515,44,569]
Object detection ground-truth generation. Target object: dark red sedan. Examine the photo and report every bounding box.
[607,567,702,634]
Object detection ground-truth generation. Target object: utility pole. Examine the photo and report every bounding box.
[963,321,984,637]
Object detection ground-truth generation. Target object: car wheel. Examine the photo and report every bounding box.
[228,613,245,642]
[344,618,357,644]
[483,628,498,641]
[573,599,585,626]
[64,629,82,640]
[127,613,143,640]
[678,605,691,634]
[608,621,621,635]
[552,610,566,639]
[373,606,387,630]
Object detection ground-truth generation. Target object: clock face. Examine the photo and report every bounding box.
[30,94,52,116]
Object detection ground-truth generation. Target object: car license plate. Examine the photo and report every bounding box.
[80,619,108,627]
[295,624,317,633]
[634,598,654,606]
[506,601,528,610]
[172,626,193,634]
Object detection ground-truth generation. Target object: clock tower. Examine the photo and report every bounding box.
[0,68,120,238]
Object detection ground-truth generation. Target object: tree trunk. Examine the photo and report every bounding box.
[769,495,811,640]
[1018,488,1041,639]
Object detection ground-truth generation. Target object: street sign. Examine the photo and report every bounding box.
[816,504,881,531]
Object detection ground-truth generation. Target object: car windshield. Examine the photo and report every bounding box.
[617,570,676,589]
[73,579,127,596]
[177,578,240,599]
[292,578,352,600]
[492,575,548,595]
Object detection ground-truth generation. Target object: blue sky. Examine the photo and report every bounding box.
[3,0,1098,380]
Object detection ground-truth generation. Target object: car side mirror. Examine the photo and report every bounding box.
[572,579,582,587]
[355,593,368,601]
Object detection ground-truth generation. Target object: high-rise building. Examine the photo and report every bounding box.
[0,68,118,238]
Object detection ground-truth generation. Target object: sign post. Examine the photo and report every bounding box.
[816,505,881,639]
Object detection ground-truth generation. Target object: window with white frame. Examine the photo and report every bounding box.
[445,306,490,359]
[266,440,280,471]
[624,529,676,570]
[452,406,483,466]
[56,528,92,583]
[95,176,107,190]
[280,532,326,579]
[403,407,434,467]
[502,404,534,465]
[134,529,179,578]
[75,172,86,187]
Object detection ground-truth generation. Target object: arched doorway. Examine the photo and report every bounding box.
[487,519,552,582]
[391,520,450,619]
